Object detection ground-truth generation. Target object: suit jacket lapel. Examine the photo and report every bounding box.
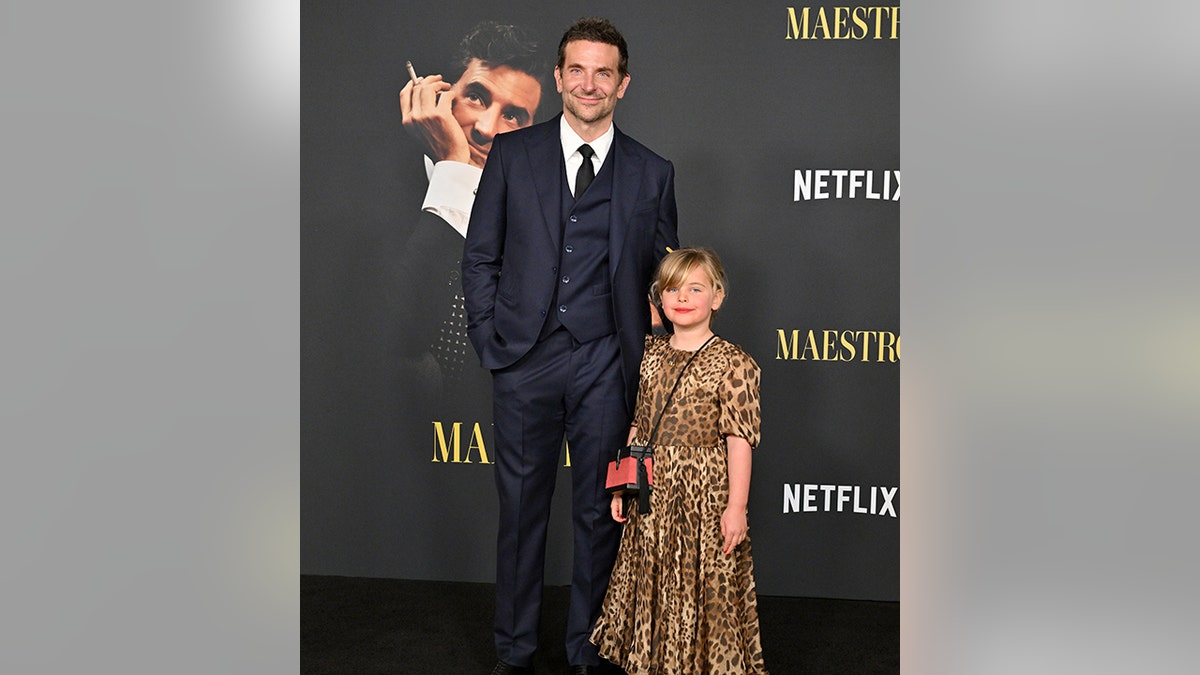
[520,115,566,250]
[609,125,645,280]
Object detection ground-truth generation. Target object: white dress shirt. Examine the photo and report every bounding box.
[560,116,614,196]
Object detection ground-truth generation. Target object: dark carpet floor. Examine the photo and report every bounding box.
[302,575,898,674]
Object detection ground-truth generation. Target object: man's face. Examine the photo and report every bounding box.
[449,58,542,167]
[554,40,629,129]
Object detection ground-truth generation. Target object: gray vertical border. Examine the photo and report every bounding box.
[904,1,1200,672]
[0,1,298,672]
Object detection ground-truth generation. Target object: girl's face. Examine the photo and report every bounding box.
[660,265,724,331]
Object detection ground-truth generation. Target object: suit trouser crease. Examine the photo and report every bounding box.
[492,330,625,666]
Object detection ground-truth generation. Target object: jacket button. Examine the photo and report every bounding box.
[559,305,567,313]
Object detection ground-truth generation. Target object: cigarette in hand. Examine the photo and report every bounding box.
[405,60,418,82]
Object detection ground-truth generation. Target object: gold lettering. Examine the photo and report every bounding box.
[839,330,857,361]
[877,331,899,362]
[851,7,870,39]
[462,422,491,464]
[855,330,876,362]
[822,329,840,361]
[433,421,494,463]
[786,6,899,40]
[813,7,831,39]
[801,329,821,361]
[432,421,461,463]
[785,7,810,40]
[776,329,900,363]
[832,7,851,39]
[776,329,801,359]
[866,6,885,38]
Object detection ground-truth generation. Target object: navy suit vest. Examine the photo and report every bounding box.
[539,154,617,342]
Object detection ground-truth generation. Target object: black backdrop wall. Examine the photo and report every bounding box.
[302,1,898,601]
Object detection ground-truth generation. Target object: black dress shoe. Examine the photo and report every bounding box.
[490,660,533,675]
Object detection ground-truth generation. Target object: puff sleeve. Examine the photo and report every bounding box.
[718,349,761,448]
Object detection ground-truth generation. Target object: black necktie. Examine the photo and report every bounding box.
[574,144,595,200]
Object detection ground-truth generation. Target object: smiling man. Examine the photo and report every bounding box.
[462,17,679,675]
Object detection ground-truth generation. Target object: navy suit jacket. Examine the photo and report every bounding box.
[462,115,679,416]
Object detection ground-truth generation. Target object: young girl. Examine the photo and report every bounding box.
[591,247,767,674]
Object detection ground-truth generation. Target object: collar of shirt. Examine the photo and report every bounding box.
[560,116,615,193]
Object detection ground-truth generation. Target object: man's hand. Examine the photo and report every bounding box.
[399,74,471,165]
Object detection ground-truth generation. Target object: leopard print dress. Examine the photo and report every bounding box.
[591,335,767,674]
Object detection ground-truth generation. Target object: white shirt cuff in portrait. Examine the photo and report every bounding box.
[421,158,482,238]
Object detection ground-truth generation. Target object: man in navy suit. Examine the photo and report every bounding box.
[462,17,679,675]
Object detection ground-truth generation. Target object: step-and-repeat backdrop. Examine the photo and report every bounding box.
[303,1,898,601]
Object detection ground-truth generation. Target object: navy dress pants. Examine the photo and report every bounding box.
[490,329,626,667]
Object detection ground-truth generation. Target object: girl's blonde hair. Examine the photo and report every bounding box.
[650,247,728,318]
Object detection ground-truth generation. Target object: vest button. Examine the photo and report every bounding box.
[564,245,573,253]
[559,305,567,313]
[569,215,578,223]
[561,276,570,284]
